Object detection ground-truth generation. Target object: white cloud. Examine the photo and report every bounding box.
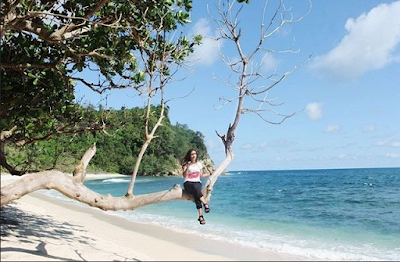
[338,154,358,160]
[188,18,221,66]
[325,124,341,133]
[240,143,253,150]
[206,139,218,150]
[261,54,279,72]
[256,142,268,151]
[377,137,400,147]
[268,139,295,148]
[305,102,322,120]
[206,139,224,154]
[362,124,375,132]
[309,1,400,81]
[386,152,400,158]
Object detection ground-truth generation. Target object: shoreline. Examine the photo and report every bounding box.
[1,172,304,261]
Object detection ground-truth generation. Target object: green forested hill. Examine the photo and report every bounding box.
[3,105,212,176]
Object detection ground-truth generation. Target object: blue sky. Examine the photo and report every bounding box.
[75,0,400,171]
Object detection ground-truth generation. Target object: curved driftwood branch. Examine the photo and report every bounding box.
[0,170,187,209]
[1,143,192,209]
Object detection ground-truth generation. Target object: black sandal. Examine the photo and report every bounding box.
[198,215,206,225]
[204,204,210,213]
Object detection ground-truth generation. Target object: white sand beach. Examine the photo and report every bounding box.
[1,173,303,261]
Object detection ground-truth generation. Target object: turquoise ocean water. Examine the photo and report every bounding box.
[45,167,400,260]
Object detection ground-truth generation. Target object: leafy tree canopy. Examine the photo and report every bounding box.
[1,0,201,174]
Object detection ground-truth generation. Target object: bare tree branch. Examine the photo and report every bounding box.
[202,0,311,202]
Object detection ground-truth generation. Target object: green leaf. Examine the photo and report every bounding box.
[2,85,13,91]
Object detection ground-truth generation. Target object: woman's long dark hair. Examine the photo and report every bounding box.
[181,148,197,166]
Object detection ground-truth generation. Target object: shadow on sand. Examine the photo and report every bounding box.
[1,204,140,261]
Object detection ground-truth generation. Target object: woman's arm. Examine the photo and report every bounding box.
[200,167,211,178]
[182,161,190,177]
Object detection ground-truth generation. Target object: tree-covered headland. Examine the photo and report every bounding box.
[3,105,211,176]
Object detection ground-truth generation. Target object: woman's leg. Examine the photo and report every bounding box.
[200,196,210,213]
[197,206,203,217]
[184,182,206,224]
[195,197,205,224]
[199,196,209,206]
[193,183,210,213]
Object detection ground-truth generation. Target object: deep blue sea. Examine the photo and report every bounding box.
[45,167,400,260]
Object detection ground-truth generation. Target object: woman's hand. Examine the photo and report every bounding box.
[183,161,191,168]
[182,161,191,174]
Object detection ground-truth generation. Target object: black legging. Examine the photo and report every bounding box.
[184,181,203,209]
